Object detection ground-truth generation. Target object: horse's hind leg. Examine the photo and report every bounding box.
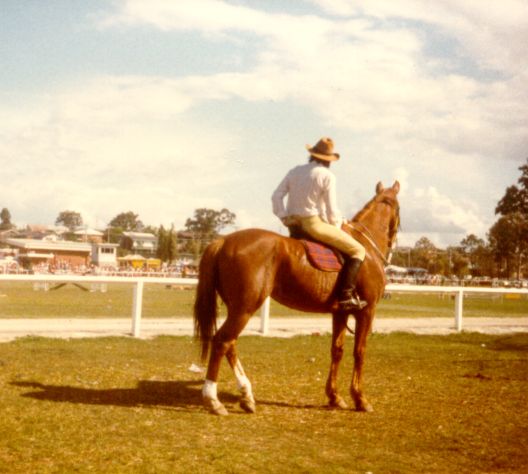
[326,311,349,409]
[202,313,252,416]
[202,341,230,416]
[226,344,256,413]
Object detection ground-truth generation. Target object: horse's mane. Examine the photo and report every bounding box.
[351,195,378,223]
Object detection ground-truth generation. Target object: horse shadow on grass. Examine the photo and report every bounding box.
[10,380,238,413]
[11,380,331,412]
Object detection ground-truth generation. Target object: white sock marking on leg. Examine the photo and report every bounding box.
[234,360,253,397]
[202,379,218,400]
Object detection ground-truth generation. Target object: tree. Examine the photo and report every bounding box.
[492,158,528,278]
[460,234,485,254]
[142,225,158,236]
[185,208,235,238]
[488,212,528,278]
[460,234,490,276]
[108,212,144,232]
[445,246,470,278]
[0,208,14,230]
[413,237,438,273]
[55,210,83,231]
[156,225,178,263]
[495,158,528,217]
[184,208,235,257]
[167,224,178,263]
[157,226,168,261]
[390,247,413,268]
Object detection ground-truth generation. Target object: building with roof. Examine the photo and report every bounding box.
[19,225,68,240]
[120,232,158,257]
[91,243,119,268]
[73,227,104,244]
[3,238,92,271]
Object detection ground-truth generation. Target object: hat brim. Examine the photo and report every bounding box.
[306,144,340,161]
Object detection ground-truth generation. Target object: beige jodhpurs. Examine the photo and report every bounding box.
[300,215,366,261]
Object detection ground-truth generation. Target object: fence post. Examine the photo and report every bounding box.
[455,289,463,332]
[131,280,144,337]
[260,296,270,335]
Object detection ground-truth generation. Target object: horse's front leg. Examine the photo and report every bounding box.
[350,311,374,412]
[325,311,349,409]
[225,344,256,413]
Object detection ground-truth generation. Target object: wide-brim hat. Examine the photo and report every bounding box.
[306,137,340,161]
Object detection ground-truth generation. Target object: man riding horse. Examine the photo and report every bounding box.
[272,137,367,311]
[195,158,400,414]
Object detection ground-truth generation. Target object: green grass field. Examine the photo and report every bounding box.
[0,281,527,319]
[0,333,527,472]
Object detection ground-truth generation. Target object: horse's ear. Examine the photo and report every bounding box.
[392,180,400,193]
[376,182,384,194]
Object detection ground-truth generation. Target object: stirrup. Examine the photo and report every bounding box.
[338,291,367,311]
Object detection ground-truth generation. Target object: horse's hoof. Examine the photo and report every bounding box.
[355,402,374,413]
[328,397,348,409]
[204,397,229,416]
[240,397,256,414]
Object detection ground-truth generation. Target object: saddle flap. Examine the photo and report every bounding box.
[302,240,343,272]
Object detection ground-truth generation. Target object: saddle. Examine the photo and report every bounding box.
[288,224,344,272]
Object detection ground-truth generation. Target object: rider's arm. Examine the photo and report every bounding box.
[322,172,343,228]
[272,174,289,220]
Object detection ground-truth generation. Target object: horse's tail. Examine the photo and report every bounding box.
[193,237,225,362]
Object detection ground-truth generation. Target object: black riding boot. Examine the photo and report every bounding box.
[338,257,367,311]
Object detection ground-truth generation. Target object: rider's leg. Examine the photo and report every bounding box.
[337,256,367,310]
[301,216,367,310]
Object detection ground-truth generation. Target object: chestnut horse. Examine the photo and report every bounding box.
[194,181,400,415]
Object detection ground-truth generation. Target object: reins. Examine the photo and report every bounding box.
[343,221,392,267]
[342,220,392,335]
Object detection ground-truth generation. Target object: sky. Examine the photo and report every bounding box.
[1,0,527,248]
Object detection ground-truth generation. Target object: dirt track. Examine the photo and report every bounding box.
[0,316,527,342]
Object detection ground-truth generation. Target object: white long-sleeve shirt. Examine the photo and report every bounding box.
[271,161,343,226]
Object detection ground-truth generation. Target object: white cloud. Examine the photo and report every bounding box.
[0,76,244,228]
[398,185,489,247]
[98,0,282,35]
[392,167,409,197]
[311,0,528,75]
[2,1,526,247]
[97,1,528,167]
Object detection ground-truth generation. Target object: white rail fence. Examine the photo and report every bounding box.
[385,284,528,332]
[0,274,526,337]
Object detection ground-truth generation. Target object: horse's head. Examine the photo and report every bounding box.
[374,181,400,248]
[351,180,401,254]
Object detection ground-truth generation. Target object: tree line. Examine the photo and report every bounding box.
[1,158,526,277]
[0,207,236,263]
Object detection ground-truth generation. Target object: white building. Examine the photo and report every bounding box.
[91,243,119,268]
[121,232,158,256]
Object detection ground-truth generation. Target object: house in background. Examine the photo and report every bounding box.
[74,227,104,244]
[120,232,158,257]
[19,225,68,240]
